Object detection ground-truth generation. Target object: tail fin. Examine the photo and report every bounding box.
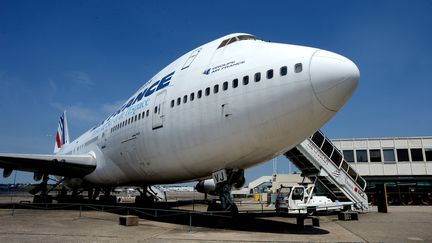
[53,111,70,153]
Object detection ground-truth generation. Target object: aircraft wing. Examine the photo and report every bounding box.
[0,153,96,177]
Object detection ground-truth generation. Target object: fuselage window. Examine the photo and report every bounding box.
[171,100,175,108]
[154,106,158,114]
[267,69,274,79]
[183,95,187,103]
[214,84,219,93]
[197,90,202,98]
[135,115,137,122]
[142,111,145,118]
[227,37,237,45]
[146,110,149,117]
[138,113,141,120]
[177,97,181,105]
[217,39,230,49]
[128,118,131,125]
[243,75,249,85]
[295,63,303,73]
[255,72,261,82]
[190,92,195,101]
[205,87,210,96]
[223,81,228,90]
[280,66,287,76]
[232,78,238,88]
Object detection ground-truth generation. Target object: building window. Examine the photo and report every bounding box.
[255,72,261,82]
[232,79,238,88]
[214,84,219,93]
[267,69,273,79]
[369,149,382,162]
[205,87,210,96]
[190,92,195,101]
[411,148,424,161]
[183,95,187,103]
[177,97,181,105]
[197,90,202,98]
[171,100,175,107]
[425,148,432,161]
[343,150,354,162]
[243,76,249,85]
[396,149,409,162]
[356,150,368,162]
[280,66,287,76]
[295,63,303,73]
[383,148,396,162]
[223,81,228,91]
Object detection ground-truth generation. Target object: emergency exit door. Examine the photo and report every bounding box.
[152,91,166,130]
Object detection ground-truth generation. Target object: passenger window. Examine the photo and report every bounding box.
[154,106,158,114]
[232,79,238,88]
[138,113,141,120]
[183,95,187,103]
[243,76,249,85]
[280,66,287,76]
[171,100,174,107]
[146,110,149,117]
[142,112,145,118]
[214,84,219,93]
[223,81,228,91]
[128,118,131,124]
[135,115,137,122]
[177,97,181,105]
[255,72,261,82]
[197,90,202,98]
[205,87,210,96]
[267,69,274,79]
[190,92,195,101]
[295,63,303,73]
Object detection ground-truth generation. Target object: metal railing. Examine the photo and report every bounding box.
[309,130,367,191]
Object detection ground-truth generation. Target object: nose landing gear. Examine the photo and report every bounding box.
[207,169,245,214]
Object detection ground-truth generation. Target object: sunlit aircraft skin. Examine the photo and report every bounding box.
[0,33,359,210]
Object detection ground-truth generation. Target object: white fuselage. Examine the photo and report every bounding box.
[59,33,360,186]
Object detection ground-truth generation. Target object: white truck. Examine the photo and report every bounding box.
[275,184,352,214]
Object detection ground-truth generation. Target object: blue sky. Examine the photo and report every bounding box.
[1,0,431,184]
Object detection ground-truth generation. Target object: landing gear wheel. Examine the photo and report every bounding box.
[206,169,244,214]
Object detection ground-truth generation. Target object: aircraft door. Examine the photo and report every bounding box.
[152,90,167,130]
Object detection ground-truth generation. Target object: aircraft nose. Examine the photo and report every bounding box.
[310,50,360,112]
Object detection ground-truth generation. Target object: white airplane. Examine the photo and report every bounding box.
[0,33,359,212]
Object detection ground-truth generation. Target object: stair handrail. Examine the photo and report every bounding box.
[309,130,367,191]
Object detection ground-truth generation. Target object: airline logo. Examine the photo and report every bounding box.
[56,114,66,149]
[103,71,175,124]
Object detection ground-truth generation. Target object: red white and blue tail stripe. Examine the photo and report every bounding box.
[54,111,70,153]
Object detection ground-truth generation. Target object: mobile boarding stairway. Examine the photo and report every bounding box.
[285,130,368,211]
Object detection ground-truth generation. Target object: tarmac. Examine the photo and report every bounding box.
[1,193,432,242]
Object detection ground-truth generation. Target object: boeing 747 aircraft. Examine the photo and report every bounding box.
[0,33,359,212]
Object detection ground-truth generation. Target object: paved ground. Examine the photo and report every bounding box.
[1,204,431,242]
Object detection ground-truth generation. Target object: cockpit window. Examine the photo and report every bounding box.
[217,35,258,49]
